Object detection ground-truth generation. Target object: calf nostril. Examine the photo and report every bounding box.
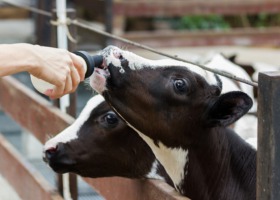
[45,146,57,159]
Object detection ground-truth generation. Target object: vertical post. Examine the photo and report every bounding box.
[50,7,78,200]
[257,71,280,200]
[35,0,54,46]
[105,0,113,45]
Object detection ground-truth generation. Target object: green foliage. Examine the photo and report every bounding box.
[250,13,269,28]
[153,13,280,31]
[175,15,230,30]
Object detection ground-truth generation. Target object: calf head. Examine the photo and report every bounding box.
[91,46,253,148]
[43,95,169,181]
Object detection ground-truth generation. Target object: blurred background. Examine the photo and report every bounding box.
[0,0,280,199]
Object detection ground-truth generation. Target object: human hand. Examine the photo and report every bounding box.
[26,44,86,99]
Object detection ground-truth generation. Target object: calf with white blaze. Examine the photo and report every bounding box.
[43,95,172,185]
[90,46,256,200]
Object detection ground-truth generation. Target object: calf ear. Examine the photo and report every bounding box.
[207,91,253,127]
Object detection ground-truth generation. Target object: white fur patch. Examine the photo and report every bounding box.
[146,160,165,180]
[43,95,105,151]
[101,46,219,85]
[203,54,254,99]
[138,130,188,191]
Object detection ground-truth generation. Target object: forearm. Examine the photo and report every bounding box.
[0,43,35,77]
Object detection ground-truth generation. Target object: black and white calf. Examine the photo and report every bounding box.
[43,95,172,185]
[91,46,256,200]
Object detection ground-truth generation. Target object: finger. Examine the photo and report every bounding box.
[48,76,65,99]
[70,53,86,81]
[70,66,80,93]
[63,73,73,94]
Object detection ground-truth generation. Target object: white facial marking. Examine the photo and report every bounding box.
[90,46,221,95]
[43,95,105,152]
[105,46,207,75]
[146,160,164,181]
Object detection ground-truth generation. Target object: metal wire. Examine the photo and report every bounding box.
[1,0,51,17]
[1,0,258,87]
[72,19,258,87]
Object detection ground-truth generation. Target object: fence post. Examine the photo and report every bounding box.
[257,71,280,200]
[105,0,113,45]
[35,0,54,46]
[50,7,78,200]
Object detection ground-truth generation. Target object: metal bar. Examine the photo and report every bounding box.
[0,134,63,200]
[257,71,280,200]
[50,6,78,199]
[65,8,78,200]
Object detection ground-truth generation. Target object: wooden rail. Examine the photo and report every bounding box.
[113,0,280,17]
[0,76,74,143]
[0,76,188,200]
[116,27,280,48]
[0,134,63,200]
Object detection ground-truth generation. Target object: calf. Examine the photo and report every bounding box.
[43,95,172,185]
[199,53,258,142]
[90,46,256,200]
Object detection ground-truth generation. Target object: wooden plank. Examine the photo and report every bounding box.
[0,76,74,144]
[84,177,189,200]
[116,27,280,47]
[113,0,280,16]
[257,72,280,200]
[0,134,63,200]
[0,7,30,19]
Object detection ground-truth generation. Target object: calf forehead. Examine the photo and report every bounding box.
[101,46,218,86]
[44,95,105,150]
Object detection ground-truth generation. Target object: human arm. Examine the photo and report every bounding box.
[0,43,86,98]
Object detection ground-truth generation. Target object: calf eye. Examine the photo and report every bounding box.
[104,113,118,125]
[173,79,187,93]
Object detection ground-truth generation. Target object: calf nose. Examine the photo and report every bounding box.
[43,146,58,163]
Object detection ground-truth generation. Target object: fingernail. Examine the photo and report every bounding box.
[44,89,53,96]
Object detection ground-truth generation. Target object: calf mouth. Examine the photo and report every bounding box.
[90,47,124,94]
[90,60,111,94]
